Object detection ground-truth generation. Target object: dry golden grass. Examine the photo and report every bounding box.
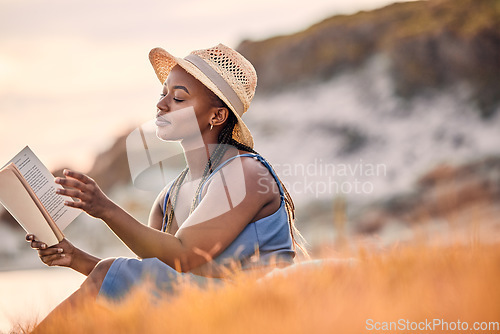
[14,239,500,334]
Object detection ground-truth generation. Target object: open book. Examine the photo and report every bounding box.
[0,146,81,246]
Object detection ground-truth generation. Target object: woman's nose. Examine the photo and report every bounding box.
[157,96,169,114]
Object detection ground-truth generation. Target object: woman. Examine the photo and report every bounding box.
[27,44,306,329]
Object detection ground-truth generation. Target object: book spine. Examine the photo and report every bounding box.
[9,163,64,242]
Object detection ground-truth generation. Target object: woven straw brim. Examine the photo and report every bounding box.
[149,47,254,149]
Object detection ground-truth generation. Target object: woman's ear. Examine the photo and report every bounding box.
[211,107,229,127]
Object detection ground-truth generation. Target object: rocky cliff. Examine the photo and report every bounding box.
[354,156,500,236]
[238,0,500,117]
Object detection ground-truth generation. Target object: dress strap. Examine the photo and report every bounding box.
[161,178,178,232]
[197,153,285,204]
[162,183,174,217]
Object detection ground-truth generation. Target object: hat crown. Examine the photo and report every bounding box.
[191,44,257,114]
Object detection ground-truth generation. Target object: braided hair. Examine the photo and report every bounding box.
[163,93,308,257]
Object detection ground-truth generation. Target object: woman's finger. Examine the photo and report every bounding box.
[56,187,83,199]
[30,240,47,250]
[55,177,85,190]
[41,253,66,265]
[63,200,85,209]
[63,169,94,184]
[38,247,64,257]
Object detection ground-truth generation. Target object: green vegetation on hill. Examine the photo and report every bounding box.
[238,0,500,117]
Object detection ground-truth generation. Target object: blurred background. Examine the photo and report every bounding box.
[1,0,500,330]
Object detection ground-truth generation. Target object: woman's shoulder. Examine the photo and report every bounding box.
[218,150,268,178]
[218,151,280,197]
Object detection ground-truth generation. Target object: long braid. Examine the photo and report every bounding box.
[162,167,188,233]
[219,112,308,257]
[225,121,308,257]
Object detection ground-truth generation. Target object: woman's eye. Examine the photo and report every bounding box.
[159,93,183,102]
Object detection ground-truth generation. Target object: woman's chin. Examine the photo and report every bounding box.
[155,128,177,142]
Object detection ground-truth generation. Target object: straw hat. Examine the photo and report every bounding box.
[149,44,257,149]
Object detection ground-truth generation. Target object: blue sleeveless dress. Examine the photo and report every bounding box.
[98,154,295,301]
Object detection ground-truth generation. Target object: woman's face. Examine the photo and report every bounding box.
[155,65,217,143]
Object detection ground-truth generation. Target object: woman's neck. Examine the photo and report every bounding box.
[182,145,214,180]
[180,130,225,181]
[180,140,241,181]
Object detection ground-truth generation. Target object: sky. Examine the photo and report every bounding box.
[0,0,416,171]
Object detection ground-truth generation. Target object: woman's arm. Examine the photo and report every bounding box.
[55,158,277,272]
[148,187,167,231]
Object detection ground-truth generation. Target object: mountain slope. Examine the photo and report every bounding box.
[238,0,500,117]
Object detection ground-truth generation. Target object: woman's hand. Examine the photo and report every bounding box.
[55,169,113,219]
[26,234,102,275]
[26,235,76,268]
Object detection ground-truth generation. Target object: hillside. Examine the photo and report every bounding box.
[238,0,500,117]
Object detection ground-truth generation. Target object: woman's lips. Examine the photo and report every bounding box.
[155,116,171,127]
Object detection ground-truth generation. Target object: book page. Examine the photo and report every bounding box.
[6,146,81,230]
[0,168,61,246]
